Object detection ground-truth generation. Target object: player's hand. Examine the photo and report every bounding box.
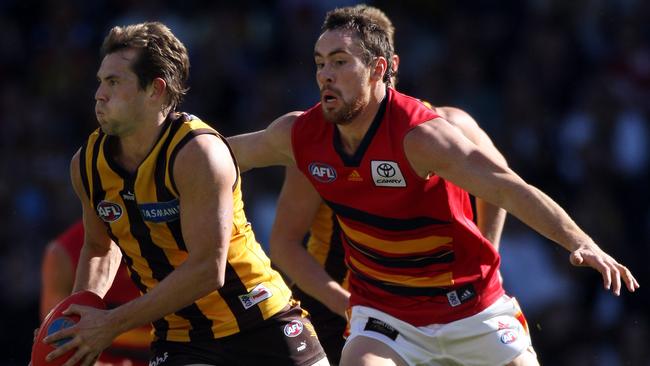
[42,305,116,366]
[569,243,640,295]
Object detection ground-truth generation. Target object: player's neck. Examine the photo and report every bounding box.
[114,113,168,173]
[337,86,386,154]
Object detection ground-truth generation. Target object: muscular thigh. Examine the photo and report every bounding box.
[506,347,539,366]
[345,296,537,365]
[340,336,407,366]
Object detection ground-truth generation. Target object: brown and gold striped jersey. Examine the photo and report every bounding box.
[79,113,292,342]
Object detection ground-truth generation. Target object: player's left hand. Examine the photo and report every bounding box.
[569,243,640,295]
[42,305,116,366]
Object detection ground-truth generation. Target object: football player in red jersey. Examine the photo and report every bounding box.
[256,6,508,365]
[228,5,638,366]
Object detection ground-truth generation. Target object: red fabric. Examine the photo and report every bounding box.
[55,220,142,306]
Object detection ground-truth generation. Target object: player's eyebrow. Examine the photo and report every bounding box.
[314,48,349,58]
[96,74,119,81]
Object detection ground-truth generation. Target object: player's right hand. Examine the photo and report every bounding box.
[569,243,640,295]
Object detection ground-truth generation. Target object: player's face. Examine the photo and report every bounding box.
[94,49,149,136]
[314,29,372,125]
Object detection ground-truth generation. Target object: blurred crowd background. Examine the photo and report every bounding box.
[1,0,648,364]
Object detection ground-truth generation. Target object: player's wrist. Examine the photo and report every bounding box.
[105,307,136,337]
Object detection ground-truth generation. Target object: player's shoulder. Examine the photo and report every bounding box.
[171,132,236,192]
[432,106,477,128]
[275,111,302,125]
[406,104,478,152]
[432,106,486,144]
[172,112,219,135]
[268,110,303,136]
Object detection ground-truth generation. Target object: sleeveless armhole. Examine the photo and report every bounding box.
[167,129,220,196]
[217,132,240,192]
[78,143,91,200]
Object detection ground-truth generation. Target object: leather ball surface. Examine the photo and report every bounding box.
[31,291,106,366]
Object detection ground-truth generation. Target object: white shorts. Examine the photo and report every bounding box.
[345,295,532,366]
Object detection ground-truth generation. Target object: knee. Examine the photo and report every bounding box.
[340,336,406,366]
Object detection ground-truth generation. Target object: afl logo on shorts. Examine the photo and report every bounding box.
[283,320,304,337]
[308,162,337,183]
[97,200,123,222]
[500,330,518,344]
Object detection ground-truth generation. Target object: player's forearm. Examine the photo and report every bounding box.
[290,263,350,318]
[475,198,506,250]
[272,243,349,317]
[72,243,121,297]
[106,257,222,335]
[501,182,594,252]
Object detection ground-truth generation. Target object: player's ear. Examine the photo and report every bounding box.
[150,77,167,101]
[392,54,400,74]
[371,56,388,82]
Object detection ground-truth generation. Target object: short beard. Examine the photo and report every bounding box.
[322,96,366,125]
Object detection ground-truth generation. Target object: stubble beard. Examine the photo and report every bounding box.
[97,116,120,136]
[323,95,367,125]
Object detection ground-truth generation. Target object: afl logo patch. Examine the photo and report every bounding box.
[97,200,123,222]
[308,162,337,183]
[500,330,518,344]
[283,320,304,337]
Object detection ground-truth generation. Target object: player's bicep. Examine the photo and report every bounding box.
[173,134,234,262]
[442,107,508,166]
[405,120,518,208]
[227,130,274,172]
[227,112,299,172]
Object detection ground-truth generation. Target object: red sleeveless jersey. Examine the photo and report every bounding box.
[291,88,504,325]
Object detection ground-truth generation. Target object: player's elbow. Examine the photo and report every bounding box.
[193,257,226,294]
[208,261,226,290]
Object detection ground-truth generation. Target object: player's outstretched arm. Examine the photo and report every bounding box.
[227,111,301,172]
[270,166,350,318]
[405,118,640,295]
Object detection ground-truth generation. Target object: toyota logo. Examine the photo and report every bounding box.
[376,163,396,178]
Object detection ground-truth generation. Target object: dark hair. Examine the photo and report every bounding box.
[101,22,190,111]
[322,5,395,85]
